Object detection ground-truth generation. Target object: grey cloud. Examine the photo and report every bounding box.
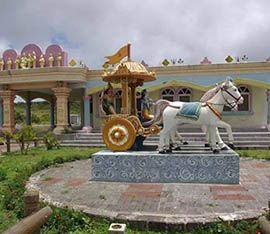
[1,0,270,68]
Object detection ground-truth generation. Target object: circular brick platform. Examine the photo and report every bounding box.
[27,158,270,229]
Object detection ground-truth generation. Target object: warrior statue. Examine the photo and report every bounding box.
[100,83,116,116]
[141,89,154,121]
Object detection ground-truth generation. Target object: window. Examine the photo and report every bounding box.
[238,86,250,111]
[115,90,122,113]
[178,88,192,102]
[161,88,175,101]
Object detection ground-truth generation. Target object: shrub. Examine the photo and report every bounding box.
[31,113,41,124]
[13,125,37,154]
[0,131,13,153]
[43,131,59,150]
[15,109,25,124]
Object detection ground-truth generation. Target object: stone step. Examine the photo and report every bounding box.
[73,134,270,141]
[75,131,270,136]
[60,140,270,148]
[61,130,270,150]
[62,137,270,145]
[63,137,270,145]
[60,143,270,149]
[85,127,269,133]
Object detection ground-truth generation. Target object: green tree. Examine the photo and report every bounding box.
[13,125,37,154]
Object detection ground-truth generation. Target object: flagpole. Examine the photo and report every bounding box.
[127,43,131,61]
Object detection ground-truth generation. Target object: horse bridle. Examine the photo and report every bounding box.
[220,85,242,109]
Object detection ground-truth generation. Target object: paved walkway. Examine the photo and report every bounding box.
[27,157,270,229]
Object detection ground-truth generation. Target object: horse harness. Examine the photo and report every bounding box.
[203,103,222,120]
[220,85,242,109]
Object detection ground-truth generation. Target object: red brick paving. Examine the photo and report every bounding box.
[122,191,162,198]
[41,177,63,186]
[213,194,255,201]
[65,178,87,188]
[128,184,163,190]
[210,185,254,201]
[28,158,270,226]
[251,162,270,168]
[210,185,246,192]
[241,174,258,182]
[122,183,163,198]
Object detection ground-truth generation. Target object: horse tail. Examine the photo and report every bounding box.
[142,99,170,127]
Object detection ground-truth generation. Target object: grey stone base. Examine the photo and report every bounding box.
[91,148,239,184]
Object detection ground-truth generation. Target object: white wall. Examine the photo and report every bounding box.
[90,86,268,130]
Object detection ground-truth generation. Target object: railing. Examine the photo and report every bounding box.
[3,190,52,234]
[3,207,52,234]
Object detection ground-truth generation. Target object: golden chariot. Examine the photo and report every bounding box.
[101,59,161,151]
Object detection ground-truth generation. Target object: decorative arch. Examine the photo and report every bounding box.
[160,87,175,101]
[21,44,42,59]
[45,44,68,67]
[177,87,192,102]
[3,49,17,69]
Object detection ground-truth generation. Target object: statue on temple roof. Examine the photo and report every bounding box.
[0,58,4,71]
[48,53,54,67]
[20,53,28,69]
[56,52,62,66]
[39,54,45,68]
[27,53,33,68]
[15,56,20,69]
[32,51,37,68]
[7,57,12,70]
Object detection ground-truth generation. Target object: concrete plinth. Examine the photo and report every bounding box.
[91,147,239,184]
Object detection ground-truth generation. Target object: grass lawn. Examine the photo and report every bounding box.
[0,147,267,233]
[237,149,270,160]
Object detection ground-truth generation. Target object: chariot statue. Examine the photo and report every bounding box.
[100,44,243,154]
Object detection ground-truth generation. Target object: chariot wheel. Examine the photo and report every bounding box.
[102,117,136,151]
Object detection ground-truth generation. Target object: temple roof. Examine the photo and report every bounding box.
[102,60,156,84]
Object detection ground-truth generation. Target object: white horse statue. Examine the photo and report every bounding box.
[151,78,243,153]
[170,82,239,151]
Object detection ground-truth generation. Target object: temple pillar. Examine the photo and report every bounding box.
[26,92,31,125]
[130,84,137,115]
[67,99,71,127]
[0,98,3,128]
[267,89,270,128]
[52,86,71,134]
[82,95,92,133]
[0,90,15,133]
[50,98,55,129]
[121,78,129,114]
[80,97,85,128]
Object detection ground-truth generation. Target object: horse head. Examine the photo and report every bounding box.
[220,78,244,108]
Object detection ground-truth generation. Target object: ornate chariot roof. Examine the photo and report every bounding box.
[102,61,156,85]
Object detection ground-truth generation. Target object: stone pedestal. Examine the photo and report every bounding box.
[91,147,239,184]
[0,90,15,132]
[52,86,71,134]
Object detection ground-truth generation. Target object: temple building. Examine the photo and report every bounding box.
[0,43,270,133]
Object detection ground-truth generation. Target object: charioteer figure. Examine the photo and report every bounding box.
[100,83,116,116]
[141,89,154,121]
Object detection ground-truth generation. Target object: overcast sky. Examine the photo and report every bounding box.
[1,0,270,68]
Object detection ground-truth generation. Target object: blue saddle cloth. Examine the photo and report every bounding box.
[176,102,202,120]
